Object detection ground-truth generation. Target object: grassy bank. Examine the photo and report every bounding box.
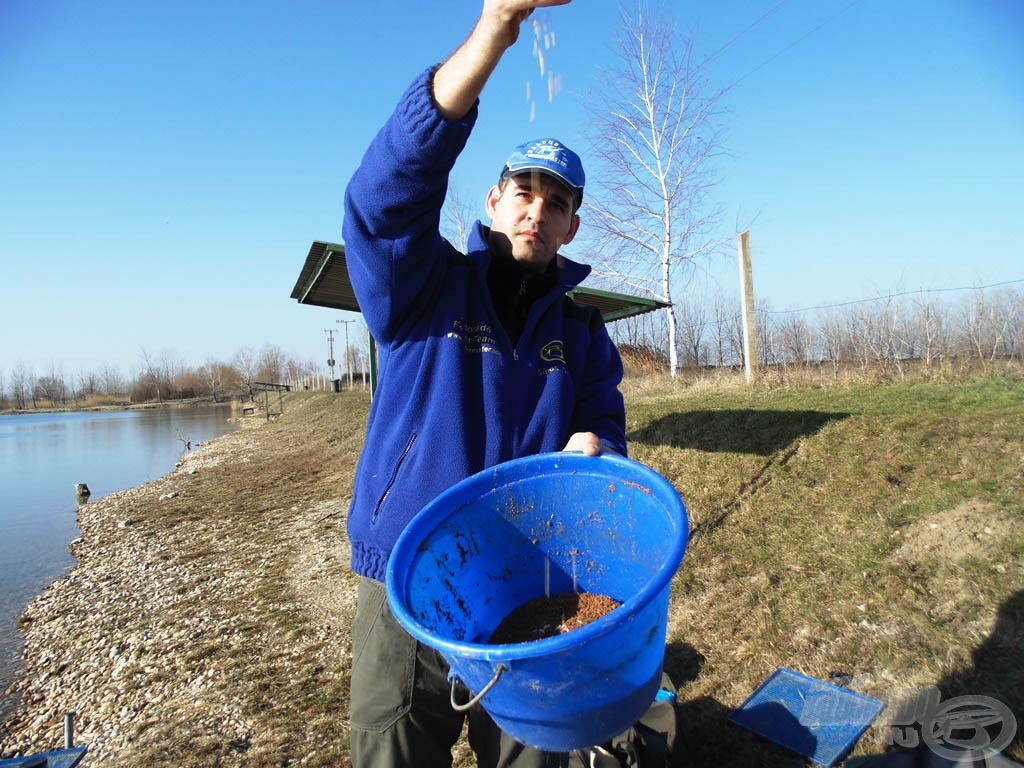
[2,376,1021,766]
[625,375,1022,764]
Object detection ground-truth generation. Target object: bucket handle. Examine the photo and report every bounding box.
[450,664,506,712]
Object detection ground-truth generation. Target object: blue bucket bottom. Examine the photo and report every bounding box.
[447,585,674,750]
[483,667,663,751]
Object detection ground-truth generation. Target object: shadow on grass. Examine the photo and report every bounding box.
[629,409,852,456]
[631,409,852,545]
[673,695,812,767]
[662,641,810,766]
[664,640,706,689]
[936,589,1023,726]
[841,591,1024,766]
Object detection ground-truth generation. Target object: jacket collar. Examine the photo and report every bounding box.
[468,220,591,292]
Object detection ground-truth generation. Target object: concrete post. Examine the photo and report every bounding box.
[738,231,759,384]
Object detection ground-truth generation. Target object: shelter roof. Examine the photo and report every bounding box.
[290,241,668,321]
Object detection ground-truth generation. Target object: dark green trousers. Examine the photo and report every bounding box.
[349,578,568,768]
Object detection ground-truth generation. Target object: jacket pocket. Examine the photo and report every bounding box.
[371,432,418,524]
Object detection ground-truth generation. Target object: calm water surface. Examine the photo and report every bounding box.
[0,406,237,717]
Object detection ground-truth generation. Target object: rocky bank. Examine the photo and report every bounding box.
[0,393,368,767]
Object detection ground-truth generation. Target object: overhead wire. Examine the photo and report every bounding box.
[695,0,793,76]
[762,278,1024,315]
[722,0,868,89]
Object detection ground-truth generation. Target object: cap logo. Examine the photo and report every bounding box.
[524,140,569,169]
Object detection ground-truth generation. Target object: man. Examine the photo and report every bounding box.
[342,1,626,765]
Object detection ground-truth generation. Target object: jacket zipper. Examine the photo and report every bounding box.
[513,279,526,361]
[372,433,418,523]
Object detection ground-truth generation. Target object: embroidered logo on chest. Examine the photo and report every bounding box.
[540,340,565,364]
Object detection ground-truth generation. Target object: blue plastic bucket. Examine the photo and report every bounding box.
[385,452,689,751]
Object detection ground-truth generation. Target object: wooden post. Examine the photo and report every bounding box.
[738,231,759,384]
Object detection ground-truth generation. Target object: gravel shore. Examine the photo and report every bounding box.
[0,394,367,767]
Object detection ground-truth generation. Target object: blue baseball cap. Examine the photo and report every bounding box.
[500,138,585,207]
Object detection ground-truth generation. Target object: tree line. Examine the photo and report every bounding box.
[4,282,1018,412]
[613,282,1023,379]
[0,343,366,411]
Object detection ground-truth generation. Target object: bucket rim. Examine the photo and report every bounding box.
[385,452,689,662]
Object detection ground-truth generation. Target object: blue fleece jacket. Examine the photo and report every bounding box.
[342,68,627,583]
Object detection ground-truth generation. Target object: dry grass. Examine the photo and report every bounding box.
[622,373,1023,765]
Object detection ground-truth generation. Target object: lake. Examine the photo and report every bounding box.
[0,405,238,718]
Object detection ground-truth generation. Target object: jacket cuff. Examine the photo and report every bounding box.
[393,66,478,169]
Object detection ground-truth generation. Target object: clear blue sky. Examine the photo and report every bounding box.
[2,0,1021,378]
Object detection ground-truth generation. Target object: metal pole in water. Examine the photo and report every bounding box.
[64,712,74,748]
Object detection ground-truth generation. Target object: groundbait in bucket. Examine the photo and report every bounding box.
[386,452,689,752]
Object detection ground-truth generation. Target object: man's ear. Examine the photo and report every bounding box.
[563,213,581,245]
[484,184,502,217]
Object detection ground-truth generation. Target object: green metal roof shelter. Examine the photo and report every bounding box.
[290,240,668,393]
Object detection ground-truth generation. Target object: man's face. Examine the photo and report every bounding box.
[485,172,581,273]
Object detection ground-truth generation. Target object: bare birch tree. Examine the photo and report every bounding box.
[818,309,849,380]
[962,286,1021,369]
[140,347,164,404]
[11,361,32,409]
[582,2,726,377]
[676,299,709,367]
[442,182,478,253]
[233,346,258,400]
[702,291,729,367]
[100,363,126,397]
[202,357,228,403]
[256,343,288,384]
[777,313,814,369]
